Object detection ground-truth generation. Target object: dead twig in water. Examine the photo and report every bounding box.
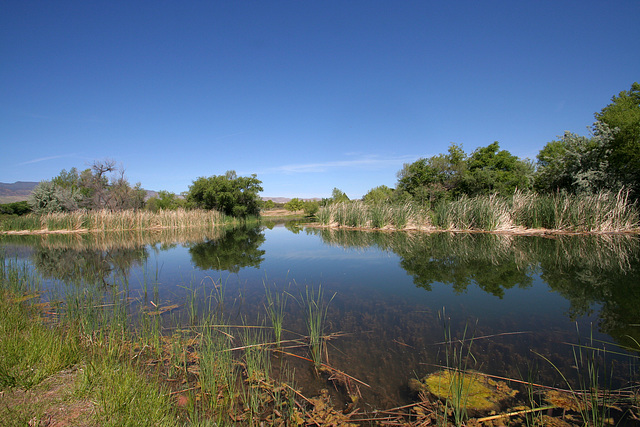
[273,349,371,388]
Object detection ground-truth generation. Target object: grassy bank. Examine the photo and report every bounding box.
[316,190,640,233]
[0,208,240,234]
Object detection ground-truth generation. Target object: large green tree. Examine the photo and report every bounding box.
[362,185,394,204]
[396,143,467,204]
[187,170,263,217]
[145,190,184,212]
[396,142,531,202]
[535,122,620,194]
[460,142,533,196]
[594,82,640,196]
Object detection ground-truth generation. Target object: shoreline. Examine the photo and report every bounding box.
[304,222,640,236]
[3,223,639,236]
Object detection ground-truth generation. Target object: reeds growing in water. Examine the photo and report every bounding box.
[315,190,639,233]
[0,208,230,233]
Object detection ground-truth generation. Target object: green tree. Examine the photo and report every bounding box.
[331,188,350,204]
[0,201,31,216]
[303,200,320,216]
[594,82,640,196]
[396,143,467,204]
[146,191,183,212]
[78,160,145,211]
[284,198,305,212]
[186,170,263,217]
[535,122,620,194]
[460,142,533,196]
[30,161,145,213]
[262,199,276,210]
[362,185,394,204]
[30,180,82,214]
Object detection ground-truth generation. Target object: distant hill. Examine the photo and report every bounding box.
[261,197,321,203]
[0,181,39,203]
[0,183,317,205]
[0,181,161,204]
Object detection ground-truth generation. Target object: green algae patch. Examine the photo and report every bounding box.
[409,370,516,413]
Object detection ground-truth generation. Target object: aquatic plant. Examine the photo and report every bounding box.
[534,325,618,427]
[315,204,333,225]
[0,208,231,233]
[301,284,335,369]
[263,280,288,346]
[368,203,390,229]
[438,309,478,426]
[313,190,639,233]
[390,203,410,229]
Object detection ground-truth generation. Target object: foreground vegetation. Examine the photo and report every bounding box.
[317,190,639,233]
[0,253,353,426]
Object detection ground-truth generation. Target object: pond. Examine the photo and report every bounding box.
[2,221,639,412]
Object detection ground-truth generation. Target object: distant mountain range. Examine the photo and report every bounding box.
[261,197,321,203]
[0,182,317,205]
[0,181,39,203]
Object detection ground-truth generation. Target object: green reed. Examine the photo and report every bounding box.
[334,203,348,226]
[263,280,288,346]
[240,322,272,424]
[534,324,617,427]
[439,309,478,427]
[0,208,229,233]
[315,205,333,225]
[390,203,411,229]
[368,203,389,229]
[312,190,638,233]
[0,214,41,231]
[301,284,335,369]
[198,315,238,417]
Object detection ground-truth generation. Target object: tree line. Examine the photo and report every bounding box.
[8,82,638,219]
[23,160,264,219]
[356,82,639,205]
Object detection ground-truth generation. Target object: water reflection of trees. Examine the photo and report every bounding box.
[310,228,640,347]
[32,246,148,287]
[4,227,232,287]
[189,226,266,273]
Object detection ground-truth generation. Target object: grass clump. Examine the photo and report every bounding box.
[79,355,178,427]
[263,280,288,346]
[298,284,335,369]
[0,255,180,426]
[0,291,81,390]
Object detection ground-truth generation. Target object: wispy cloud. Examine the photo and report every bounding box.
[265,154,417,174]
[18,154,76,166]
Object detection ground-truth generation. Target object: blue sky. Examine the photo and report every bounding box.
[2,1,639,199]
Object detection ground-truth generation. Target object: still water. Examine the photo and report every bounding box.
[2,222,639,409]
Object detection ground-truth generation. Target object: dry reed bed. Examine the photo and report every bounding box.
[1,208,227,234]
[316,190,640,234]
